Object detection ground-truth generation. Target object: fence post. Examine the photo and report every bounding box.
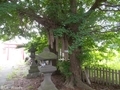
[84,67,91,85]
[115,70,118,85]
[96,68,99,84]
[119,70,120,85]
[112,70,114,85]
[86,66,120,86]
[106,68,109,85]
[108,68,111,85]
[102,67,105,85]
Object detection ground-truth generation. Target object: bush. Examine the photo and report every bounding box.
[57,60,72,78]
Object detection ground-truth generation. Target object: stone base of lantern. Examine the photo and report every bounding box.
[26,63,41,79]
[38,73,58,90]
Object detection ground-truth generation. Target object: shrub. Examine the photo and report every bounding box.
[57,60,72,78]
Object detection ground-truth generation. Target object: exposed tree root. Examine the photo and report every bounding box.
[76,80,94,90]
[64,77,94,90]
[64,77,74,89]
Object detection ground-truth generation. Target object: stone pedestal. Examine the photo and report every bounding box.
[27,62,41,79]
[38,74,58,90]
[38,65,58,90]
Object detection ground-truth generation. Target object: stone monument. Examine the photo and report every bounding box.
[37,47,58,90]
[26,44,40,78]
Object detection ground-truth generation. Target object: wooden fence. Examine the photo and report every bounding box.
[82,67,120,86]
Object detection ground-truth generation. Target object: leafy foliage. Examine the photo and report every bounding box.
[53,27,68,37]
[0,0,120,75]
[25,35,48,54]
[57,60,72,78]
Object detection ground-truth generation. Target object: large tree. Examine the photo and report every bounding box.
[0,0,120,89]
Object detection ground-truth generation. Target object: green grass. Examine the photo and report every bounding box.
[7,63,28,80]
[7,70,18,80]
[27,86,34,90]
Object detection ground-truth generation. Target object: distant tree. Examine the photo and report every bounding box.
[0,0,120,89]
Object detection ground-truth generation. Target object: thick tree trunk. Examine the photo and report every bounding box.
[69,48,82,80]
[68,0,94,88]
[67,48,94,90]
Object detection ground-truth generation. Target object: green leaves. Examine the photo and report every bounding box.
[57,60,71,78]
[63,14,81,25]
[53,27,68,37]
[0,2,17,13]
[25,35,48,54]
[0,0,119,70]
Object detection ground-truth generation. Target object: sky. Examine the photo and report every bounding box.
[0,36,29,45]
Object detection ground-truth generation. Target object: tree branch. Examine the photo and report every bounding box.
[99,3,120,11]
[84,0,107,18]
[101,4,120,7]
[88,0,107,12]
[70,0,77,13]
[18,8,59,30]
[90,26,120,34]
[98,7,120,11]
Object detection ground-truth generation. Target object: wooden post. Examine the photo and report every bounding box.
[84,67,91,85]
[22,49,24,60]
[99,68,101,83]
[105,68,107,85]
[115,70,117,85]
[7,45,9,60]
[94,67,96,83]
[112,70,114,85]
[108,68,111,85]
[88,67,91,81]
[103,68,105,85]
[119,70,120,85]
[96,68,99,84]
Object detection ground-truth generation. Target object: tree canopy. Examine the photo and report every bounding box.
[0,0,119,39]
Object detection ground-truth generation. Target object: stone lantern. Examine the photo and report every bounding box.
[27,44,40,78]
[37,47,58,90]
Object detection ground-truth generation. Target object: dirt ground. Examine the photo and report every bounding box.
[2,63,120,90]
[11,74,120,90]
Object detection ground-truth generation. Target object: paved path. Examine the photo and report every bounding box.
[0,61,14,90]
[0,66,12,85]
[0,60,24,90]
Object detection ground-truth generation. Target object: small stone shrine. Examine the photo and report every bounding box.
[26,44,40,78]
[37,47,58,90]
